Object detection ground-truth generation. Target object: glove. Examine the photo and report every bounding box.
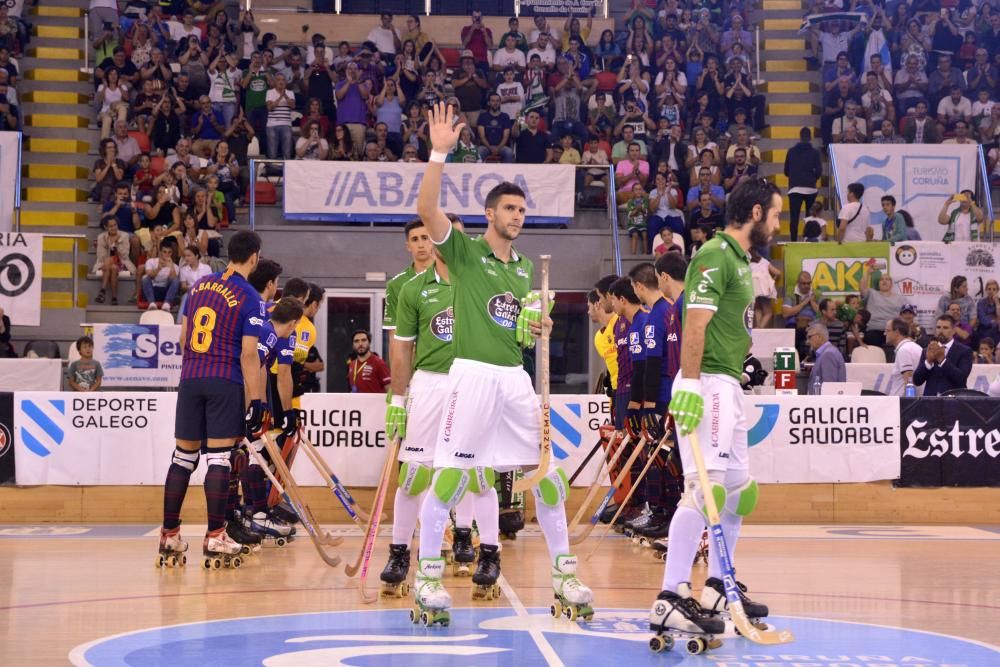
[669,378,704,436]
[245,399,264,439]
[385,394,407,440]
[626,406,644,440]
[515,290,555,348]
[641,408,665,443]
[279,408,299,438]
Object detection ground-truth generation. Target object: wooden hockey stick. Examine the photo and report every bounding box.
[569,434,648,546]
[567,435,606,485]
[297,427,371,524]
[567,431,629,529]
[513,255,552,494]
[688,431,794,645]
[344,436,400,580]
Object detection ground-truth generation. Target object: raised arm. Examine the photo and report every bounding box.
[416,101,465,243]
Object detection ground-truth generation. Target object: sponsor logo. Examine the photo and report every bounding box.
[442,391,459,443]
[486,292,520,330]
[0,421,11,460]
[20,398,159,457]
[301,331,311,342]
[895,245,917,266]
[430,307,454,342]
[19,399,65,457]
[965,246,994,268]
[747,404,895,447]
[516,267,529,278]
[0,249,36,298]
[302,408,385,448]
[250,316,264,327]
[266,333,277,348]
[902,419,1000,459]
[97,325,183,371]
[454,451,475,459]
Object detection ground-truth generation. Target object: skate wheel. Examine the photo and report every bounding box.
[550,602,562,619]
[582,612,594,622]
[231,556,242,569]
[213,557,223,570]
[179,554,187,566]
[409,608,419,624]
[156,554,165,568]
[649,635,674,653]
[202,557,211,569]
[685,638,705,655]
[168,555,179,567]
[401,582,410,596]
[639,537,649,547]
[564,605,578,622]
[420,611,431,626]
[240,545,252,556]
[275,537,287,547]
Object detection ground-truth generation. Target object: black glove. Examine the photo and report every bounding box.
[245,399,264,438]
[626,407,644,441]
[641,408,665,443]
[280,408,299,437]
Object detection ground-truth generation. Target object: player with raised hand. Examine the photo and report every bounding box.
[409,101,593,626]
[648,178,781,645]
[157,231,265,570]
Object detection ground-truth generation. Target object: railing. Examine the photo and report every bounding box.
[977,145,995,242]
[44,233,89,308]
[827,144,842,219]
[81,10,90,74]
[12,130,22,232]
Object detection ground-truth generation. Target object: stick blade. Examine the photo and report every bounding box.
[731,603,795,644]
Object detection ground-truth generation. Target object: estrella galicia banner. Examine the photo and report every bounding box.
[0,231,42,326]
[0,391,14,485]
[91,323,182,387]
[898,397,1000,488]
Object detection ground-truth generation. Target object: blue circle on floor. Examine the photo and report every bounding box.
[70,607,1000,666]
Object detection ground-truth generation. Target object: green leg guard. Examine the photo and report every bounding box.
[432,467,470,508]
[533,467,569,506]
[724,478,759,517]
[467,467,496,495]
[398,462,433,496]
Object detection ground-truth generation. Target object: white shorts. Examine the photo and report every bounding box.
[677,373,749,475]
[400,369,449,465]
[433,358,542,471]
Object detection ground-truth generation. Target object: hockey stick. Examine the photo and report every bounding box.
[584,434,669,561]
[513,254,552,494]
[567,436,606,485]
[297,427,371,524]
[569,433,648,546]
[688,431,794,645]
[567,431,629,529]
[344,436,400,580]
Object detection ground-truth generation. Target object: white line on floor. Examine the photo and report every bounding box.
[498,574,565,667]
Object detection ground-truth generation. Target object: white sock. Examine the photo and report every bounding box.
[708,512,743,580]
[472,488,499,545]
[535,499,570,563]
[417,492,452,560]
[661,506,706,592]
[454,490,475,529]
[391,489,424,546]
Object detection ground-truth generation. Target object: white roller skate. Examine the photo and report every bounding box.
[701,576,769,631]
[202,528,244,569]
[648,582,724,655]
[243,510,294,547]
[411,557,451,627]
[550,554,594,622]
[156,526,188,568]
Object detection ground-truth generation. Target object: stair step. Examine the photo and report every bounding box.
[19,78,94,94]
[761,80,815,94]
[761,8,808,18]
[762,0,803,9]
[23,164,90,180]
[769,174,830,188]
[25,113,90,129]
[764,60,808,73]
[22,200,97,215]
[25,137,91,153]
[32,6,84,17]
[767,102,820,115]
[20,210,89,227]
[763,149,789,162]
[23,187,89,202]
[29,46,84,60]
[22,90,89,104]
[42,237,88,252]
[764,38,805,50]
[43,261,87,280]
[762,18,803,30]
[763,126,819,139]
[42,292,88,309]
[25,68,89,82]
[764,70,821,83]
[760,28,810,39]
[34,25,83,39]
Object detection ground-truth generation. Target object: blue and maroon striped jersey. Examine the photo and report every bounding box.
[256,320,296,369]
[181,269,264,384]
[665,291,684,381]
[614,312,632,396]
[625,310,648,395]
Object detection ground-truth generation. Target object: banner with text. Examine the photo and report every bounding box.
[92,323,183,387]
[0,232,42,326]
[747,395,900,483]
[783,242,890,300]
[0,392,14,485]
[889,241,998,328]
[830,144,978,242]
[0,132,20,234]
[519,0,603,15]
[283,162,576,224]
[898,397,1000,487]
[848,363,1000,396]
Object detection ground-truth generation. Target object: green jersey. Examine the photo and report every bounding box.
[383,265,418,330]
[395,267,455,374]
[243,71,269,113]
[436,229,533,367]
[683,231,753,381]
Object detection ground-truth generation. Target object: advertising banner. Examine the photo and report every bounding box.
[0,359,62,392]
[782,241,890,299]
[92,323,183,387]
[848,363,1000,395]
[747,395,900,483]
[898,397,1000,487]
[0,231,43,326]
[0,132,20,234]
[283,161,576,225]
[830,144,978,242]
[518,0,602,15]
[0,392,14,485]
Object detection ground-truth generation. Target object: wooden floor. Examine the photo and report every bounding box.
[2,523,999,666]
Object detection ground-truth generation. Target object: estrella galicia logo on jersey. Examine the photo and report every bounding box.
[516,267,529,278]
[266,333,277,348]
[748,403,780,447]
[643,324,656,349]
[301,330,311,342]
[259,301,267,317]
[430,307,454,342]
[744,304,754,333]
[487,292,520,329]
[628,331,641,354]
[18,399,65,457]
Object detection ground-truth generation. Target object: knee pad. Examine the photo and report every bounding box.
[432,467,469,508]
[204,448,232,470]
[467,467,496,494]
[678,472,726,521]
[533,467,569,507]
[171,447,200,472]
[398,462,433,496]
[724,477,759,517]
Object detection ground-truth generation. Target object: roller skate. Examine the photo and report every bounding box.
[599,502,619,524]
[496,469,525,540]
[379,544,411,598]
[471,544,502,600]
[156,525,188,568]
[410,557,451,627]
[226,519,262,557]
[694,530,709,565]
[243,509,294,547]
[202,527,244,569]
[272,501,299,525]
[452,527,476,576]
[623,505,652,539]
[614,504,644,534]
[635,512,670,547]
[652,537,669,561]
[647,583,724,655]
[550,554,594,622]
[701,577,769,631]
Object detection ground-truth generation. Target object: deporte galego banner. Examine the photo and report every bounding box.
[282,162,576,224]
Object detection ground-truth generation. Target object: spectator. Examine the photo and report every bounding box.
[806,321,847,393]
[836,182,872,243]
[66,337,103,393]
[452,53,488,128]
[976,338,996,365]
[477,93,513,162]
[529,15,561,48]
[558,134,580,165]
[95,68,129,140]
[498,16,528,55]
[368,12,401,58]
[832,101,867,143]
[142,245,180,311]
[873,118,905,143]
[400,104,426,158]
[927,53,966,109]
[859,259,905,347]
[689,189,725,231]
[265,73,295,160]
[880,195,907,242]
[0,305,13,357]
[91,139,126,205]
[148,87,185,154]
[177,245,212,321]
[653,227,683,257]
[936,275,975,324]
[966,48,998,97]
[373,79,406,144]
[615,142,650,202]
[461,11,493,65]
[884,317,924,395]
[893,55,928,111]
[861,71,895,134]
[810,19,853,74]
[975,279,1000,345]
[141,185,181,253]
[207,140,240,210]
[402,14,439,63]
[191,95,226,157]
[140,48,172,92]
[101,182,140,236]
[784,128,823,241]
[686,126,719,169]
[134,153,155,202]
[513,109,551,164]
[944,119,976,145]
[649,125,687,186]
[750,247,780,328]
[902,99,941,143]
[448,126,479,163]
[595,29,622,70]
[97,46,140,88]
[685,166,725,212]
[784,270,818,328]
[937,191,985,242]
[336,62,371,150]
[723,147,758,192]
[94,217,135,306]
[947,301,974,345]
[625,182,649,254]
[295,120,329,160]
[347,329,390,393]
[823,51,858,93]
[912,315,974,396]
[938,85,972,131]
[493,33,527,75]
[817,297,847,355]
[899,305,929,347]
[646,171,684,247]
[550,58,590,145]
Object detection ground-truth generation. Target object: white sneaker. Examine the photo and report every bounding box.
[147,303,158,311]
[161,303,171,311]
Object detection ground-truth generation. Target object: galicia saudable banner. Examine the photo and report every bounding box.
[0,392,14,485]
[898,397,1000,488]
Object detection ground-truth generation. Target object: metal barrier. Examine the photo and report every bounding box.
[12,130,21,232]
[977,145,995,242]
[44,233,88,308]
[82,10,90,74]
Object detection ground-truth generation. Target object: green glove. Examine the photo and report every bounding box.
[516,290,555,348]
[385,394,407,440]
[669,378,704,436]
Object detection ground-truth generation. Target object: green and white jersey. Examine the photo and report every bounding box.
[382,265,418,330]
[435,228,533,367]
[683,231,754,381]
[394,267,455,374]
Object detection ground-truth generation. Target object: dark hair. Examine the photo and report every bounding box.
[846,182,865,200]
[609,277,641,304]
[484,182,526,210]
[899,209,915,228]
[627,262,658,290]
[654,251,687,281]
[409,13,420,25]
[888,317,910,338]
[799,127,812,141]
[404,218,425,237]
[818,298,834,312]
[306,282,323,307]
[950,275,967,298]
[76,336,94,352]
[185,244,201,258]
[881,195,896,206]
[587,289,600,305]
[269,296,304,324]
[726,178,781,228]
[594,274,619,295]
[248,258,283,293]
[981,337,995,349]
[937,313,956,326]
[283,277,310,301]
[351,328,372,342]
[803,219,822,239]
[227,230,262,264]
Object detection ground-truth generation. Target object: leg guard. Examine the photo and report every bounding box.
[431,467,470,509]
[204,448,233,470]
[724,476,758,518]
[171,447,200,472]
[678,471,726,521]
[533,467,569,507]
[398,462,433,497]
[466,467,496,495]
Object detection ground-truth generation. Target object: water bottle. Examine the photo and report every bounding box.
[904,382,916,398]
[811,377,822,396]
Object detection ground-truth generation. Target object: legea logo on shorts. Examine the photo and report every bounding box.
[430,307,454,342]
[486,292,520,330]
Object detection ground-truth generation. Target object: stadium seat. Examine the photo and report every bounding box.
[595,71,618,92]
[23,340,60,359]
[130,131,151,153]
[851,346,887,364]
[250,181,277,205]
[140,310,175,326]
[150,155,166,176]
[440,47,461,69]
